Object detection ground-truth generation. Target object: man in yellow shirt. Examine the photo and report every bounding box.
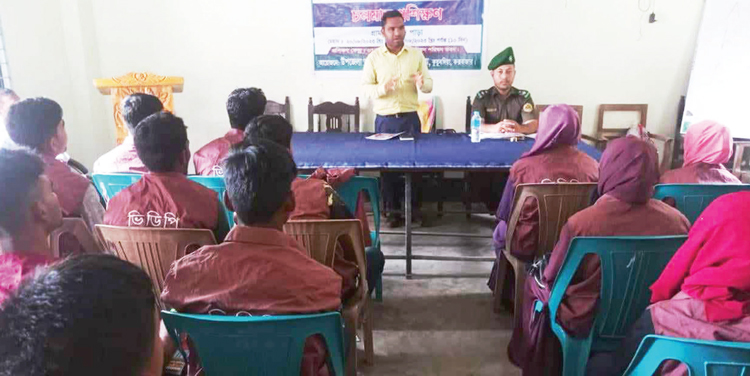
[362,10,433,227]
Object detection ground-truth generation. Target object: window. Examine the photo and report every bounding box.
[0,19,9,89]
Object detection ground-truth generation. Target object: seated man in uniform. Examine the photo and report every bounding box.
[161,139,341,376]
[193,87,266,176]
[104,111,229,241]
[0,254,164,376]
[0,148,63,305]
[470,47,540,212]
[244,114,385,297]
[93,93,163,174]
[6,98,104,230]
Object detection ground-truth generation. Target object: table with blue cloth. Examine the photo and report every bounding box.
[292,132,602,278]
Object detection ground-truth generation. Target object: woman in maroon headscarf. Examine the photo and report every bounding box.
[489,104,599,296]
[660,120,740,184]
[588,191,750,376]
[507,137,690,376]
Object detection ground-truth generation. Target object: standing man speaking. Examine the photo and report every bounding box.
[362,9,433,227]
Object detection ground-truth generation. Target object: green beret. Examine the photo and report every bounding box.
[488,47,515,70]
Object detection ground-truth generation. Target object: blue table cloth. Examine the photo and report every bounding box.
[292,132,602,170]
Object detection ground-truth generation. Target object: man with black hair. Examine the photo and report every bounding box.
[0,148,62,304]
[193,87,266,176]
[362,10,433,227]
[0,254,164,376]
[6,97,104,230]
[93,93,164,173]
[104,111,228,241]
[245,114,386,297]
[162,139,341,376]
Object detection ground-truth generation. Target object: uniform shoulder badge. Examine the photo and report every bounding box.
[523,103,534,113]
[476,89,489,99]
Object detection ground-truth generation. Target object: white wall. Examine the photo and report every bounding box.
[1,0,704,168]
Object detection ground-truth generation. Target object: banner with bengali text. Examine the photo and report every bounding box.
[312,0,484,71]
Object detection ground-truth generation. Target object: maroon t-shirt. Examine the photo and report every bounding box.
[192,129,244,176]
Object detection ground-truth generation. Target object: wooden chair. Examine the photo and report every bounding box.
[494,183,598,322]
[732,141,750,182]
[537,104,584,122]
[283,219,373,375]
[264,96,291,120]
[95,225,216,308]
[49,218,101,258]
[648,132,675,174]
[594,104,648,142]
[308,97,360,133]
[536,104,606,147]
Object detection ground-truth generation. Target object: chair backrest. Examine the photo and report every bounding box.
[50,218,101,258]
[505,183,598,258]
[732,141,750,182]
[95,225,216,306]
[465,96,472,133]
[537,105,584,122]
[308,97,360,133]
[647,132,675,174]
[92,173,142,204]
[186,175,235,226]
[334,176,381,248]
[547,236,688,373]
[653,184,750,224]
[265,96,291,120]
[623,335,750,376]
[596,104,648,140]
[162,310,346,376]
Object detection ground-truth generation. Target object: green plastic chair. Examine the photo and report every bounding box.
[161,310,346,376]
[187,175,235,226]
[335,176,383,301]
[653,184,750,224]
[542,236,688,376]
[623,335,750,376]
[91,173,142,204]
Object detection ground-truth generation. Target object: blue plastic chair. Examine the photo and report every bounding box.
[187,175,235,226]
[334,176,383,301]
[623,335,750,376]
[91,173,142,204]
[542,236,688,376]
[653,184,750,224]
[161,310,346,376]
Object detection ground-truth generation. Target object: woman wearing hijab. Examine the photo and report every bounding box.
[588,191,750,375]
[660,120,740,184]
[489,104,599,296]
[508,137,690,376]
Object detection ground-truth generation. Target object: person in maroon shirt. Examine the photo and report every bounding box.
[93,93,163,174]
[0,254,164,376]
[507,137,690,376]
[0,148,62,305]
[104,112,229,241]
[162,140,342,376]
[193,87,266,176]
[6,98,104,232]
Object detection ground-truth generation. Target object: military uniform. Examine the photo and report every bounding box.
[472,86,537,125]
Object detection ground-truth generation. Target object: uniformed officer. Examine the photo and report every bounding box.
[472,47,538,134]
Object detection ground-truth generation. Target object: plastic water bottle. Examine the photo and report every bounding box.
[471,111,482,143]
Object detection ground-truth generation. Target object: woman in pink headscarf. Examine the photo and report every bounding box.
[507,137,690,376]
[660,120,740,184]
[489,104,599,300]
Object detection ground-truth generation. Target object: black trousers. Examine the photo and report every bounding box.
[375,112,422,214]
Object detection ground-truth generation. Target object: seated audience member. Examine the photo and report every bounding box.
[161,140,341,376]
[0,254,163,376]
[6,98,104,229]
[93,93,163,173]
[244,114,385,297]
[104,112,228,241]
[489,105,599,298]
[587,191,750,375]
[507,137,690,375]
[193,87,266,176]
[0,148,62,304]
[660,120,740,184]
[0,89,20,147]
